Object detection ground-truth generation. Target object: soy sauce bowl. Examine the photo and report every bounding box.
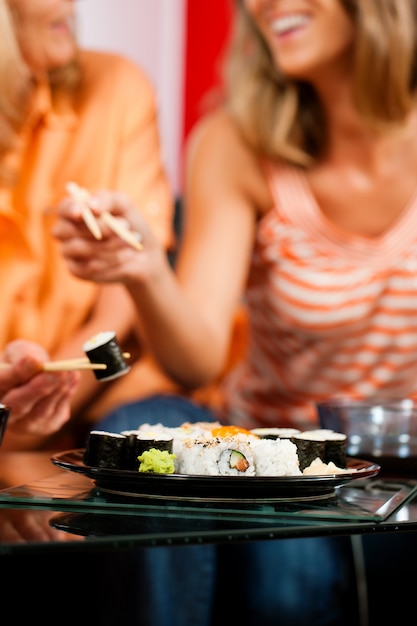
[0,404,10,446]
[316,398,417,475]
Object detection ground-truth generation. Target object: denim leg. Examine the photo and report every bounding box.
[97,394,218,433]
[95,395,218,626]
[135,544,217,626]
[212,537,357,626]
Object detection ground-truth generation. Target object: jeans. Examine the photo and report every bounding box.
[97,394,358,626]
[98,393,216,432]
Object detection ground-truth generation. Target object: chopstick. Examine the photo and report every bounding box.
[42,360,107,371]
[0,360,106,372]
[66,182,102,240]
[101,211,143,251]
[65,182,143,251]
[0,353,131,373]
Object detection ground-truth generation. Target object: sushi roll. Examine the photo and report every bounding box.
[83,430,128,469]
[83,331,130,381]
[137,422,217,471]
[291,432,327,471]
[178,436,256,476]
[305,429,347,468]
[251,438,301,476]
[251,427,301,441]
[292,429,347,470]
[121,429,174,471]
[0,404,10,447]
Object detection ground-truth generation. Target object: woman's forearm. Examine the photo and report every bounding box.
[125,255,230,387]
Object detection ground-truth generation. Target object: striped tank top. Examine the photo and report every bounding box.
[220,162,417,430]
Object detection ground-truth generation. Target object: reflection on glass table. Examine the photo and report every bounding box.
[49,478,417,540]
[0,465,416,554]
[0,507,83,545]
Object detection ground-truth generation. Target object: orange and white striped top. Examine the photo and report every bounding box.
[221,162,417,430]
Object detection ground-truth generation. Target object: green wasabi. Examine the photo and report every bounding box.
[137,448,176,474]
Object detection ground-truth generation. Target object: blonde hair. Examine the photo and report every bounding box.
[0,0,81,183]
[223,0,417,166]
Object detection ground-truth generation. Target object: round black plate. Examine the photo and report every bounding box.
[51,449,380,502]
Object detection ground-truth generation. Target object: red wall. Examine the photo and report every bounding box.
[183,0,233,141]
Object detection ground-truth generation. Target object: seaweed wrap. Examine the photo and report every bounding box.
[121,429,174,471]
[83,330,130,381]
[291,432,327,471]
[306,429,347,468]
[292,429,347,470]
[83,430,128,469]
[0,404,10,447]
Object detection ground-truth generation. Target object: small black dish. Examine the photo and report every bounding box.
[0,404,10,446]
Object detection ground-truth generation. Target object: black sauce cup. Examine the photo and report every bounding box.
[0,404,10,447]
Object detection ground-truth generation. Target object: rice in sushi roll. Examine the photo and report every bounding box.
[178,436,256,476]
[251,438,301,476]
[251,427,301,441]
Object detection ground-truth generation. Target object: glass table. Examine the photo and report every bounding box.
[0,450,417,554]
[2,452,416,626]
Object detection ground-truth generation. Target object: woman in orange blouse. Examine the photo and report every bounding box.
[0,0,175,451]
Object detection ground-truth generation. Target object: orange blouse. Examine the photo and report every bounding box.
[0,50,177,448]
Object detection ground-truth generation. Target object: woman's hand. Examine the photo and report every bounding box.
[52,190,167,288]
[0,340,80,436]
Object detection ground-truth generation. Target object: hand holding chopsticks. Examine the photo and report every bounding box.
[65,181,143,251]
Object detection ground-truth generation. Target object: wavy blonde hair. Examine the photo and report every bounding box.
[0,0,81,183]
[223,0,417,166]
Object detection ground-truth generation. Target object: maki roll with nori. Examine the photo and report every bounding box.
[0,404,10,447]
[292,429,347,471]
[251,427,301,440]
[306,429,347,468]
[121,429,174,471]
[291,432,327,471]
[83,430,128,469]
[83,331,130,381]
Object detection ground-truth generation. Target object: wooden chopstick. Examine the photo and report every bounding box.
[101,211,143,251]
[0,360,106,372]
[81,206,102,240]
[66,181,143,250]
[0,352,130,373]
[66,182,102,240]
[43,360,107,371]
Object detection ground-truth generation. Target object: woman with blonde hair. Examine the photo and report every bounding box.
[55,0,417,623]
[0,0,174,451]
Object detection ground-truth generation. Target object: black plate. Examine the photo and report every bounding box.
[51,449,380,502]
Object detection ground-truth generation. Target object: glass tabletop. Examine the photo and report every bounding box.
[1,466,417,554]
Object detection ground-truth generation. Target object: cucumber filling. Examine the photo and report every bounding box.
[229,449,250,472]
